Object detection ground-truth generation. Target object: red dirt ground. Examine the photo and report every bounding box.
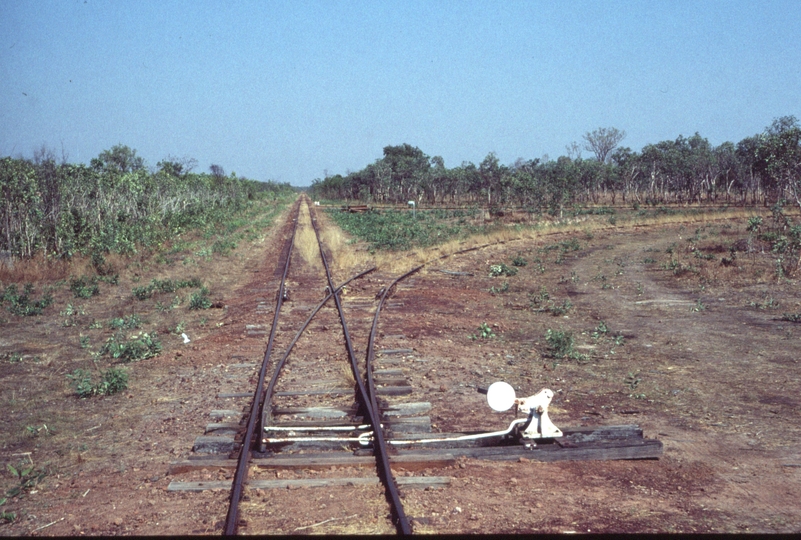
[1,202,800,535]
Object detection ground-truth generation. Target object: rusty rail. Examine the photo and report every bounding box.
[224,197,397,535]
[224,195,524,535]
[308,199,413,535]
[223,199,299,535]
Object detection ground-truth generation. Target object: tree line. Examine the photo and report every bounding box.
[1,144,295,259]
[309,117,801,214]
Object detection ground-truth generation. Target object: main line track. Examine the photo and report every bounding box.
[223,196,413,535]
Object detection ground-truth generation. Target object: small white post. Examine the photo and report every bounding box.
[408,200,416,218]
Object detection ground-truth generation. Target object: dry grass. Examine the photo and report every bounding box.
[315,212,376,275]
[313,205,772,281]
[339,362,357,387]
[0,253,91,285]
[294,202,324,271]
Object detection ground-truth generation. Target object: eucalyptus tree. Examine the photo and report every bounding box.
[544,156,580,217]
[572,158,605,203]
[380,144,431,203]
[478,152,504,206]
[754,116,801,208]
[509,158,546,210]
[713,142,741,203]
[736,135,763,204]
[0,157,40,257]
[157,156,197,178]
[609,147,643,204]
[90,144,145,174]
[456,162,481,204]
[685,133,716,203]
[583,127,626,164]
[421,155,448,204]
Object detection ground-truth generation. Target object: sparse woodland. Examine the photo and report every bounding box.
[309,117,801,213]
[0,144,294,259]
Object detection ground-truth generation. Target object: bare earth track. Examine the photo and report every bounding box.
[1,200,800,535]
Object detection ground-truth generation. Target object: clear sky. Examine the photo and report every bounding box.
[2,0,800,186]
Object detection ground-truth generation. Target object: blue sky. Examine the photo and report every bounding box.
[2,1,800,186]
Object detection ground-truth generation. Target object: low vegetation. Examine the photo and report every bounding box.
[529,287,574,316]
[188,287,213,310]
[4,462,48,501]
[0,283,54,316]
[470,322,496,340]
[99,331,161,363]
[1,144,294,260]
[489,263,518,277]
[545,328,587,362]
[69,276,100,299]
[67,367,128,397]
[326,208,491,251]
[132,277,202,301]
[1,148,295,406]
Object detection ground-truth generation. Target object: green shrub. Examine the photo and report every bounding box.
[212,238,236,255]
[95,368,129,395]
[68,367,128,397]
[470,322,496,340]
[67,368,95,397]
[512,254,528,267]
[530,286,550,305]
[747,215,762,232]
[132,285,153,300]
[548,299,573,316]
[593,321,609,337]
[488,282,510,294]
[690,298,706,312]
[540,238,581,260]
[98,273,119,285]
[563,238,581,251]
[100,331,161,362]
[489,263,517,277]
[91,250,117,276]
[189,287,212,310]
[2,352,23,363]
[69,276,100,298]
[151,279,177,293]
[108,314,141,329]
[545,329,587,361]
[176,277,202,288]
[545,329,573,358]
[132,277,203,300]
[1,284,53,316]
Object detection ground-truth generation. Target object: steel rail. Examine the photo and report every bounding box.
[257,265,376,451]
[307,198,413,535]
[232,197,597,535]
[223,200,300,536]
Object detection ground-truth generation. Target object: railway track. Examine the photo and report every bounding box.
[166,195,663,534]
[169,196,426,534]
[230,195,422,534]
